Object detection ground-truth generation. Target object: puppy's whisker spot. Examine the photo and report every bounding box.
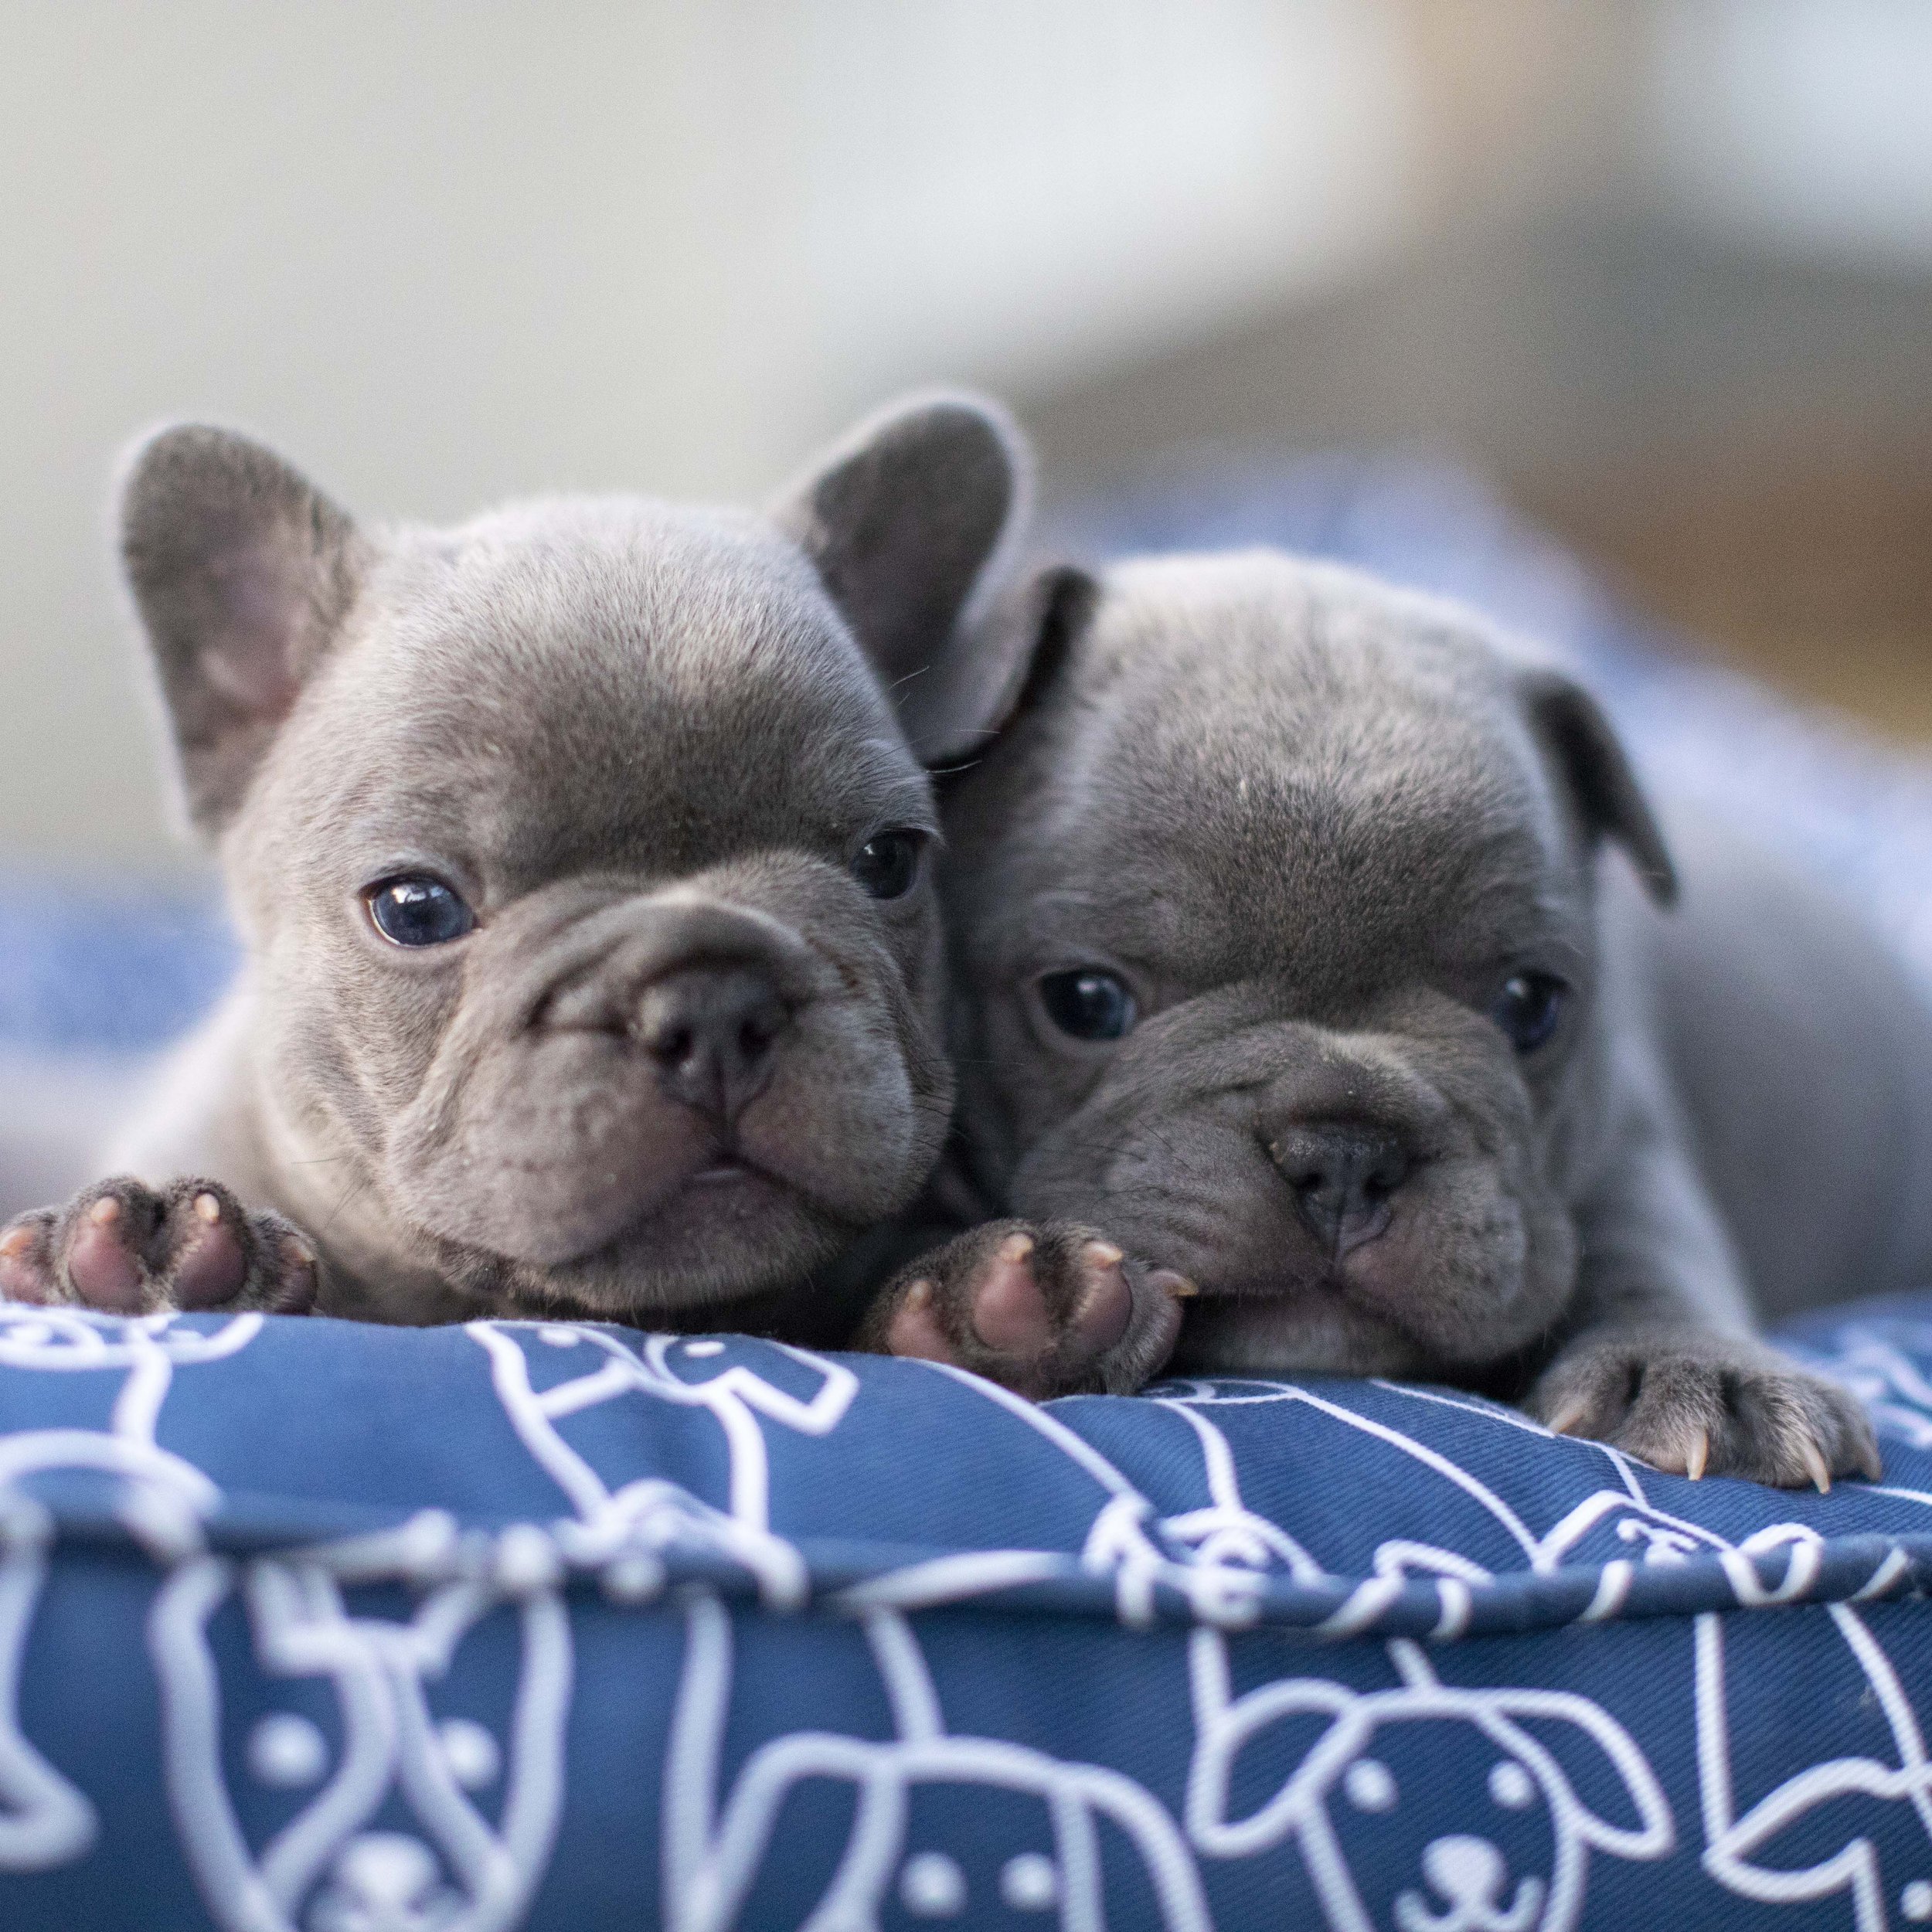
[315,1172,374,1239]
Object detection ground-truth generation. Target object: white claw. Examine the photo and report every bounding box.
[1799,1435,1832,1495]
[1685,1427,1709,1481]
[1546,1396,1589,1437]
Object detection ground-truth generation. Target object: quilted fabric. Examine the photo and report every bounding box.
[3,1303,1932,1929]
[4,457,1932,1928]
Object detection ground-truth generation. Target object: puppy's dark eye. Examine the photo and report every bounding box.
[851,829,926,900]
[1039,968,1138,1042]
[1489,971,1566,1053]
[366,876,475,948]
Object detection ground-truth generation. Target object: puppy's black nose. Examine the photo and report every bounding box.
[635,967,791,1126]
[1267,1124,1410,1257]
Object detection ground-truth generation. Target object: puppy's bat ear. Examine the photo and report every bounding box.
[119,425,366,838]
[939,560,1097,759]
[1521,669,1678,905]
[773,390,1034,763]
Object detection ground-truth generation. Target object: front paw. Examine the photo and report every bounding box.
[859,1219,1191,1398]
[1530,1332,1882,1489]
[0,1177,319,1317]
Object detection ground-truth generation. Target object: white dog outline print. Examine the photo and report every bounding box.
[0,1305,264,1875]
[665,1594,1212,1931]
[148,1533,570,1932]
[468,1321,857,1608]
[1185,1631,1673,1932]
[1696,1599,1932,1931]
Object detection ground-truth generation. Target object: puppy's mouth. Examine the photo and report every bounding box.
[623,1140,797,1223]
[687,1157,757,1185]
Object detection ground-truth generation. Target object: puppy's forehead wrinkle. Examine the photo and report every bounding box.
[1001,556,1581,998]
[287,502,927,889]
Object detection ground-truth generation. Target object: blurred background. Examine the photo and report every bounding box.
[6,0,1932,874]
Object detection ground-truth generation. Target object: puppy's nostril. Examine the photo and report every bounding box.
[652,1022,696,1068]
[1267,1125,1410,1257]
[634,966,794,1127]
[1360,1148,1409,1202]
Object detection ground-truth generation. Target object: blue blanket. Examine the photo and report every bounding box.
[5,1302,1932,1930]
[4,460,1932,1930]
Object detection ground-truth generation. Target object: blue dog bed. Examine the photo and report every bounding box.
[4,462,1932,1930]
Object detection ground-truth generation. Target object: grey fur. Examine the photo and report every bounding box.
[1,393,1031,1329]
[881,548,1932,1485]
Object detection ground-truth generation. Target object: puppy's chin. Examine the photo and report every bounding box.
[489,1172,859,1320]
[1168,1290,1436,1379]
[395,1143,906,1321]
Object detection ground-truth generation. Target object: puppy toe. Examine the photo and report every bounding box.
[1729,1370,1879,1489]
[884,1279,955,1364]
[1621,1413,1716,1480]
[267,1229,321,1314]
[1529,1355,1634,1444]
[1614,1359,1730,1477]
[59,1185,156,1312]
[1060,1241,1132,1358]
[165,1190,250,1309]
[0,1214,59,1305]
[969,1232,1056,1354]
[157,1182,318,1315]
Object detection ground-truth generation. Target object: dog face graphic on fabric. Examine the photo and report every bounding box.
[1186,1639,1672,1932]
[872,546,1918,1482]
[149,1554,570,1932]
[0,393,1031,1327]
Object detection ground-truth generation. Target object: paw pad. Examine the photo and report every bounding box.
[875,1220,1189,1399]
[0,1178,319,1317]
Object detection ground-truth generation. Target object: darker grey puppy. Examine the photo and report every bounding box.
[0,393,1029,1332]
[869,549,1932,1485]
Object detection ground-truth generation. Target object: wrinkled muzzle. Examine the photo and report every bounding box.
[384,872,945,1296]
[1008,992,1578,1375]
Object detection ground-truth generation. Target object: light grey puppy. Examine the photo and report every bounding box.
[0,393,1031,1334]
[869,549,1932,1485]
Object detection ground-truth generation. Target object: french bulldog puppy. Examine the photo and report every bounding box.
[869,549,1932,1485]
[0,393,1030,1332]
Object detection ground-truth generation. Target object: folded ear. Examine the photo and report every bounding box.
[1485,1693,1674,1861]
[119,425,366,837]
[772,390,1034,764]
[1520,669,1677,906]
